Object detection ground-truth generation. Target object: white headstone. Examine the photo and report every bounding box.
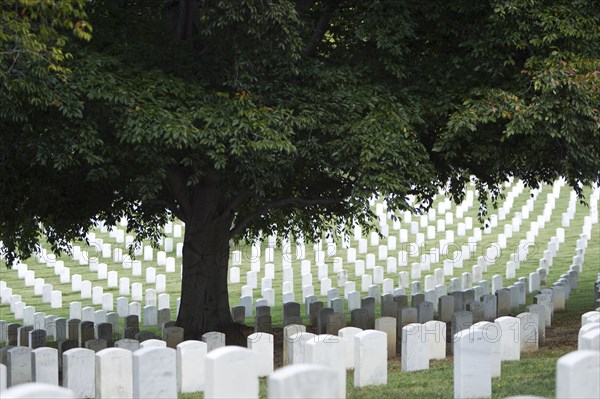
[354,330,387,387]
[580,329,600,351]
[128,302,141,318]
[106,271,118,288]
[158,293,170,310]
[373,266,384,284]
[80,281,91,299]
[117,297,129,317]
[1,383,75,398]
[132,347,177,399]
[140,339,167,349]
[202,331,226,352]
[556,350,600,399]
[176,340,207,393]
[7,347,32,386]
[22,306,35,327]
[289,332,316,365]
[472,322,502,378]
[97,263,108,280]
[32,347,58,385]
[495,316,521,361]
[143,306,157,326]
[205,346,259,399]
[131,283,143,302]
[337,327,362,369]
[118,277,130,296]
[230,267,240,284]
[101,293,113,312]
[145,289,157,307]
[454,328,492,399]
[582,311,600,326]
[62,348,95,398]
[50,291,62,309]
[146,267,156,284]
[305,335,346,398]
[267,364,339,399]
[95,348,133,399]
[374,317,396,359]
[424,320,446,360]
[0,363,6,391]
[517,312,539,352]
[155,275,166,293]
[59,268,70,284]
[41,285,52,303]
[401,323,429,372]
[132,261,142,276]
[247,333,274,377]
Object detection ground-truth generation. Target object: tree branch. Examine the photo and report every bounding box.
[215,191,252,224]
[303,4,334,57]
[165,166,193,221]
[145,198,186,221]
[166,200,186,221]
[229,196,342,237]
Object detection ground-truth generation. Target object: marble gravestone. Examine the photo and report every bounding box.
[133,347,177,399]
[454,328,492,398]
[354,330,387,388]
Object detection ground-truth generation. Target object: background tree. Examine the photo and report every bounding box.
[1,0,598,340]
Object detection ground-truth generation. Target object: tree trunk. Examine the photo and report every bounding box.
[175,183,245,345]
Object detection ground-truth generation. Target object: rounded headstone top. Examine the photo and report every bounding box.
[2,383,75,399]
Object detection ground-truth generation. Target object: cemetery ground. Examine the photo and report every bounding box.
[182,250,596,399]
[341,275,598,399]
[1,181,599,398]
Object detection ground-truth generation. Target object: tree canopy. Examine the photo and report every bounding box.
[1,0,599,338]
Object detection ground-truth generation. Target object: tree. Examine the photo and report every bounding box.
[1,0,598,340]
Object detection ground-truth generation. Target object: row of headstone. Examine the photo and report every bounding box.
[231,276,547,336]
[1,280,181,335]
[230,225,567,320]
[1,291,63,321]
[1,336,205,394]
[0,312,183,350]
[307,188,590,317]
[4,204,580,349]
[206,336,385,399]
[0,300,181,347]
[7,250,180,307]
[280,182,563,262]
[1,180,581,329]
[225,188,540,302]
[0,310,550,398]
[1,335,390,399]
[450,194,598,399]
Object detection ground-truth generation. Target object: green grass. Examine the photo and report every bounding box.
[1,181,599,398]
